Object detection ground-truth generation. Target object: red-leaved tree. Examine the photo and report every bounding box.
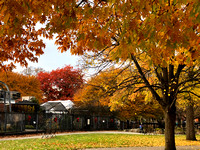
[37,65,84,103]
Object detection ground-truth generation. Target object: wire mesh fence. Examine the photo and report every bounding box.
[0,112,117,135]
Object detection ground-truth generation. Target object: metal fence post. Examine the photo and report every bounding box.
[36,113,39,132]
[4,112,6,133]
[71,114,74,131]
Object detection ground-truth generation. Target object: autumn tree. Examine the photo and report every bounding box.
[0,1,46,71]
[74,68,163,121]
[0,71,42,101]
[37,65,84,103]
[1,0,199,149]
[70,1,199,149]
[177,68,200,140]
[74,68,116,116]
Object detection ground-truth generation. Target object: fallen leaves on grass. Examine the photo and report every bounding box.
[0,134,199,149]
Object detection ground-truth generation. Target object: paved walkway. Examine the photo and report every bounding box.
[0,131,142,141]
[0,131,199,150]
[83,145,200,150]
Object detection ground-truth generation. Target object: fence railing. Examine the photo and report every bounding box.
[0,112,117,135]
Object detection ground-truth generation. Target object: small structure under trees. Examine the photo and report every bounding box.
[41,100,74,114]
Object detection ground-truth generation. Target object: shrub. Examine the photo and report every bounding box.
[25,125,35,129]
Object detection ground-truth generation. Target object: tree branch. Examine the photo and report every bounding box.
[179,91,200,98]
[130,54,164,106]
[175,64,185,80]
[154,66,164,84]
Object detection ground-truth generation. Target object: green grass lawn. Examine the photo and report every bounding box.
[0,134,199,150]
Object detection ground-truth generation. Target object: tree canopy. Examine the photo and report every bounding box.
[1,0,199,68]
[37,65,84,103]
[0,71,42,101]
[74,68,163,120]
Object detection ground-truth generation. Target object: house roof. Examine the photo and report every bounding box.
[40,100,74,112]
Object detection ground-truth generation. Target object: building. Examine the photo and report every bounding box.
[22,96,35,101]
[40,100,74,114]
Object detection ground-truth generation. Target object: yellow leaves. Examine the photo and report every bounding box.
[176,54,186,65]
[158,31,165,38]
[143,90,153,103]
[173,46,200,66]
[0,0,199,71]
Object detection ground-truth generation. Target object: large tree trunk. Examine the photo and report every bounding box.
[164,105,176,150]
[186,104,196,140]
[131,56,184,150]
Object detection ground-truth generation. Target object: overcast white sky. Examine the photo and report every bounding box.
[13,38,80,73]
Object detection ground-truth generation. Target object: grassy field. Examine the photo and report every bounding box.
[0,133,199,150]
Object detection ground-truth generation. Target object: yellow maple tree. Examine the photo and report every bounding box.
[74,68,163,120]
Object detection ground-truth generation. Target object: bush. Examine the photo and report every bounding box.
[25,125,35,129]
[175,127,185,134]
[155,128,164,134]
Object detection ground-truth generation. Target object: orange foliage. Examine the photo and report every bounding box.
[0,71,42,102]
[1,0,199,70]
